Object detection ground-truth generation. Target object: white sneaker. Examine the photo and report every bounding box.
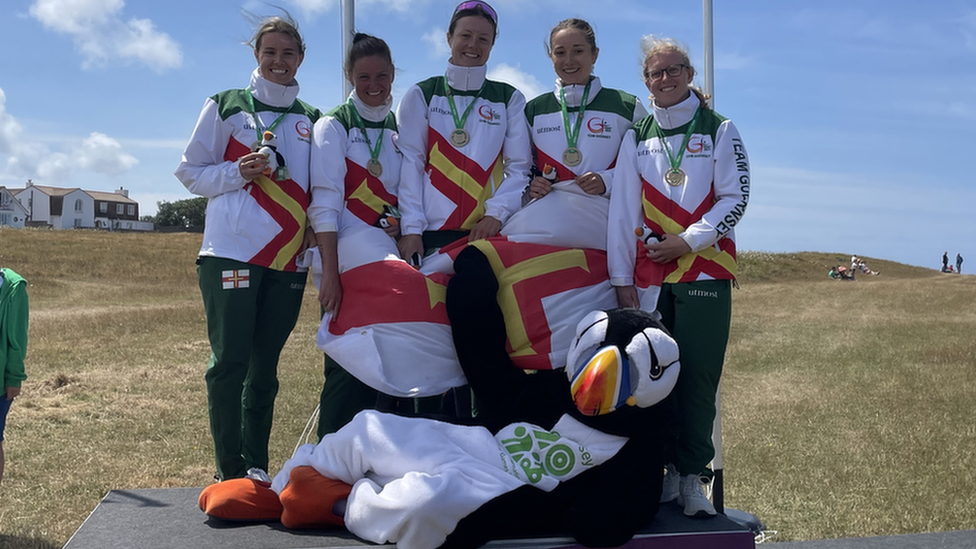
[659,463,679,503]
[677,474,717,518]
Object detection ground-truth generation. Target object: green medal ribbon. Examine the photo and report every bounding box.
[559,80,592,153]
[443,74,485,134]
[654,107,700,176]
[244,85,293,145]
[346,98,391,164]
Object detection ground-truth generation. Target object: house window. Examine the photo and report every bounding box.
[74,218,82,228]
[127,205,135,216]
[116,204,124,214]
[0,214,9,225]
[100,203,108,213]
[75,199,83,212]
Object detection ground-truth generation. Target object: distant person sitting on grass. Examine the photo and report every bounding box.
[828,266,840,280]
[956,253,963,274]
[0,268,29,486]
[835,265,854,281]
[856,259,880,276]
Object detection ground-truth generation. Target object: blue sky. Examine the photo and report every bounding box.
[2,0,975,269]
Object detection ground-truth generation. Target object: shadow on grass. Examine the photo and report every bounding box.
[0,533,59,549]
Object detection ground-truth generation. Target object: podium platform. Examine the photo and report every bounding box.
[63,487,756,549]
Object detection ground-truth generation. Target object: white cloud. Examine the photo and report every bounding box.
[0,85,138,184]
[30,0,181,72]
[0,89,24,157]
[423,27,451,59]
[286,0,431,19]
[75,133,139,176]
[487,64,546,101]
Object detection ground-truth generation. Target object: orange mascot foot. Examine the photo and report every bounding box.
[198,478,283,522]
[279,465,353,529]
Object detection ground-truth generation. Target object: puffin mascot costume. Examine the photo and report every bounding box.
[198,245,680,549]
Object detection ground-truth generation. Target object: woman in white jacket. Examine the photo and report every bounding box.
[175,12,327,481]
[607,36,750,518]
[395,1,531,261]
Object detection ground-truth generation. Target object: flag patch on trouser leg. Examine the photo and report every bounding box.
[222,269,251,289]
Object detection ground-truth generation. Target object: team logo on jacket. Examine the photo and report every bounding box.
[586,117,610,134]
[221,269,250,289]
[295,120,312,140]
[478,105,502,125]
[685,136,712,156]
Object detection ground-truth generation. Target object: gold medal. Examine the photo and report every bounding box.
[562,147,582,167]
[450,128,470,147]
[664,168,686,186]
[367,158,383,178]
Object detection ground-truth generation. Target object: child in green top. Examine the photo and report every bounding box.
[0,268,29,485]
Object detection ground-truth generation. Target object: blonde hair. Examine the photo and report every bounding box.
[244,9,305,54]
[640,35,710,109]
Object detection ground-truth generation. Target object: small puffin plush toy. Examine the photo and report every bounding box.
[256,130,287,180]
[198,246,680,549]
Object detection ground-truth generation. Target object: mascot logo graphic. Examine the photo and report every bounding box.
[295,120,312,139]
[501,426,576,484]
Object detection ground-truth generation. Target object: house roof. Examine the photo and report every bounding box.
[86,190,137,204]
[27,184,79,197]
[21,184,137,204]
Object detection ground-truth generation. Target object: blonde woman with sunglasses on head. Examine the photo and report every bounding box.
[607,36,750,518]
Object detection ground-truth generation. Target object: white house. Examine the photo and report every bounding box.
[12,181,152,231]
[0,187,29,228]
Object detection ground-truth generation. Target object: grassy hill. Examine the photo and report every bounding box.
[0,229,973,547]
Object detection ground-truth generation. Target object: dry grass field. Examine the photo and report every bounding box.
[0,229,973,547]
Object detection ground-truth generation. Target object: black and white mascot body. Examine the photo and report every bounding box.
[198,246,680,549]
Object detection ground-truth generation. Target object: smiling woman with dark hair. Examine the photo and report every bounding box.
[395,1,531,264]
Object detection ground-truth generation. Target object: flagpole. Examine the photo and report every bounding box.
[703,0,714,109]
[702,0,725,516]
[342,0,356,100]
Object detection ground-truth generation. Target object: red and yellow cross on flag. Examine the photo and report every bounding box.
[466,238,617,370]
[641,180,737,283]
[344,157,397,227]
[426,127,504,231]
[221,269,250,289]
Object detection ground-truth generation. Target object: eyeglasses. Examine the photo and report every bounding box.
[454,1,498,25]
[646,63,688,81]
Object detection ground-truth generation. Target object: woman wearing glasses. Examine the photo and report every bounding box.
[525,18,647,201]
[607,36,750,518]
[396,1,531,261]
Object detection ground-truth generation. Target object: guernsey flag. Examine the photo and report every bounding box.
[438,237,616,370]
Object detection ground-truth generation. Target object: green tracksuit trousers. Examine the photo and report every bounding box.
[198,257,306,480]
[656,279,732,477]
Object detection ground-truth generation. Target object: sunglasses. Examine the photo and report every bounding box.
[454,1,497,25]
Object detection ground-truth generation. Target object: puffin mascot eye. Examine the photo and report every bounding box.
[566,309,680,416]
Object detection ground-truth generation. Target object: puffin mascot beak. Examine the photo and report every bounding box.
[569,345,635,416]
[566,309,681,416]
